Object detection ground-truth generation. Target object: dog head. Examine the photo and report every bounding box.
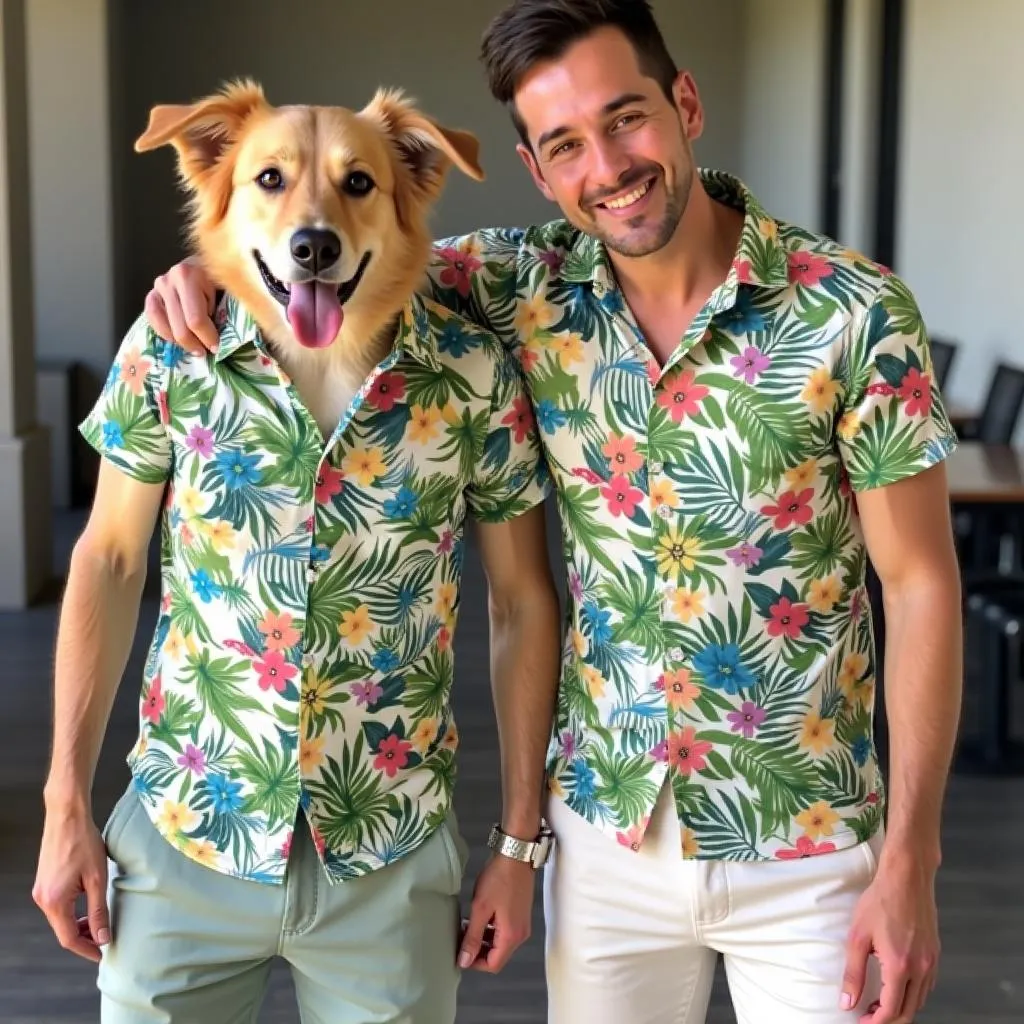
[135,80,484,351]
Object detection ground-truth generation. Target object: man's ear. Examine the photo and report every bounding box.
[364,87,485,209]
[134,79,269,185]
[516,142,556,203]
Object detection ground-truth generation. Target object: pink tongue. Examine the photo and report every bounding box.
[286,281,343,348]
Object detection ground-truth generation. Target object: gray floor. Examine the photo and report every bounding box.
[1,508,1022,1023]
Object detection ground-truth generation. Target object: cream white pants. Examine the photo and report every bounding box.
[543,781,883,1024]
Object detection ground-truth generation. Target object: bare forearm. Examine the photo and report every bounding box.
[44,541,146,811]
[879,574,963,870]
[489,588,561,839]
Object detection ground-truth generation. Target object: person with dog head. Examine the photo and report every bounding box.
[32,82,564,1023]
[140,2,964,1023]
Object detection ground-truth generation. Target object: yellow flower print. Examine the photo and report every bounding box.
[799,711,835,756]
[784,458,818,490]
[201,519,236,553]
[407,405,443,444]
[807,576,842,614]
[299,735,326,773]
[581,666,605,699]
[411,718,438,754]
[681,828,700,858]
[339,604,374,646]
[671,589,705,623]
[552,332,585,368]
[436,582,458,620]
[649,478,678,511]
[342,447,387,486]
[183,839,219,868]
[837,411,860,439]
[656,526,701,577]
[156,800,198,839]
[178,487,207,519]
[795,800,841,840]
[801,367,842,414]
[838,652,870,698]
[513,293,557,340]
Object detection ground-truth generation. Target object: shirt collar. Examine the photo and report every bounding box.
[557,169,790,292]
[212,290,441,373]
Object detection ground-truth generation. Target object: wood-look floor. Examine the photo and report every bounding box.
[0,508,1021,1023]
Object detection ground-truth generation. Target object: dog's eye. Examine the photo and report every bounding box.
[343,171,375,196]
[257,168,284,191]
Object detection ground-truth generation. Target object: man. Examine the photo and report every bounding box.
[142,2,964,1022]
[32,138,561,1020]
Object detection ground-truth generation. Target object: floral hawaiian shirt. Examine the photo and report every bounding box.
[80,291,550,883]
[424,169,958,862]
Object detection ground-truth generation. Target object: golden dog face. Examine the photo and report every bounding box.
[135,80,484,351]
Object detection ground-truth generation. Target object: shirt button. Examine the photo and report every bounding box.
[302,654,314,668]
[669,647,684,662]
[306,564,319,584]
[657,505,673,519]
[649,461,664,475]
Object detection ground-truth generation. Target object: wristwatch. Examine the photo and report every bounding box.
[487,821,555,869]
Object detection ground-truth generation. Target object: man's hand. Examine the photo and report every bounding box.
[32,804,111,963]
[841,856,939,1022]
[458,854,536,973]
[144,258,219,355]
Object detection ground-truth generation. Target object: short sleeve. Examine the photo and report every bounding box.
[837,272,958,492]
[79,313,173,484]
[426,228,523,348]
[466,343,552,521]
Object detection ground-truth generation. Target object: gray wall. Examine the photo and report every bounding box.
[27,0,115,382]
[897,0,1024,436]
[112,0,747,322]
[738,0,825,233]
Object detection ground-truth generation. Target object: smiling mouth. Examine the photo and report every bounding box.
[596,177,655,211]
[252,249,372,307]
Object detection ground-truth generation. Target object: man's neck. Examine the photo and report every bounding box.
[608,177,743,314]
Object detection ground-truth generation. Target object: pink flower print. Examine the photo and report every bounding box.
[730,346,771,385]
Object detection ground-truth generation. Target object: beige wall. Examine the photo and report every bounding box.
[26,0,115,381]
[838,0,882,256]
[112,0,746,317]
[898,0,1024,435]
[739,0,825,232]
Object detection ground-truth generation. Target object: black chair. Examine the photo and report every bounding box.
[929,336,958,393]
[960,361,1024,443]
[957,579,1024,775]
[953,362,1024,574]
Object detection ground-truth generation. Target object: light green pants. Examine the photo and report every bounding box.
[97,785,467,1023]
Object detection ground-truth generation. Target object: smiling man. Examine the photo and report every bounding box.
[143,2,964,1022]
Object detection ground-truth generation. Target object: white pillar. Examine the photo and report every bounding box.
[0,0,52,607]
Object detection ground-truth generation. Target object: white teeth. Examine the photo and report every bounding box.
[604,180,652,210]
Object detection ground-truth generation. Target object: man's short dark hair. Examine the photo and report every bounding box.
[480,0,678,148]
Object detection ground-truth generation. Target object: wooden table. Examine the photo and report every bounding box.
[946,442,1024,503]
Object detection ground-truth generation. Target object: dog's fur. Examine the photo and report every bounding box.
[135,80,484,436]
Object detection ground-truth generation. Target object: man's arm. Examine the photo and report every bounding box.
[457,504,561,973]
[33,462,165,961]
[841,462,962,1022]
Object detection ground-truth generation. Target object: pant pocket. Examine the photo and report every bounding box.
[101,782,138,856]
[435,815,467,896]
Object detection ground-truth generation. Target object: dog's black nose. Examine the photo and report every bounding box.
[290,228,341,274]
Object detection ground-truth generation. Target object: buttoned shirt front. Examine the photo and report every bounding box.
[426,170,958,861]
[81,291,550,883]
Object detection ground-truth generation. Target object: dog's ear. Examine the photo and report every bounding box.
[134,79,269,184]
[365,88,484,205]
